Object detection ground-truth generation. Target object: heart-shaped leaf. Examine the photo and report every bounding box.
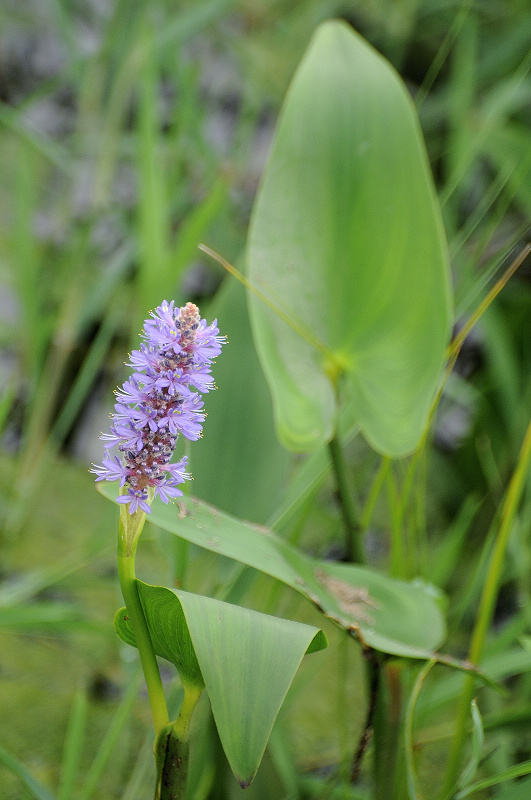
[101,482,446,659]
[246,20,452,457]
[115,581,327,787]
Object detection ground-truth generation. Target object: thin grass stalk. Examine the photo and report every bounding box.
[405,660,436,800]
[0,745,57,800]
[198,243,333,362]
[439,49,531,208]
[415,0,473,111]
[455,224,530,319]
[386,467,404,578]
[441,417,531,798]
[449,167,512,261]
[413,448,429,578]
[78,671,143,800]
[136,20,171,319]
[93,29,144,206]
[451,243,531,361]
[336,635,352,784]
[360,456,390,534]
[171,440,192,588]
[50,304,118,446]
[58,688,87,800]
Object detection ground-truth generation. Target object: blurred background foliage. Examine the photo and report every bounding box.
[0,0,529,798]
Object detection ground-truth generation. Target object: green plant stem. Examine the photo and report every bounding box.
[328,434,365,564]
[373,662,404,800]
[117,507,170,736]
[351,648,380,782]
[361,456,391,532]
[441,417,531,798]
[155,684,202,800]
[173,683,202,741]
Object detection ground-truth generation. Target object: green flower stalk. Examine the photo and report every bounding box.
[93,300,225,797]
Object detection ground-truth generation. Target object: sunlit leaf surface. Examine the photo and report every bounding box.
[246,20,452,456]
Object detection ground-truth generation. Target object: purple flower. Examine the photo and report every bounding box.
[116,487,152,514]
[91,455,128,485]
[164,457,190,482]
[128,345,160,373]
[186,364,216,393]
[91,301,225,514]
[157,395,205,438]
[151,369,191,396]
[114,378,143,406]
[155,481,185,504]
[111,422,145,451]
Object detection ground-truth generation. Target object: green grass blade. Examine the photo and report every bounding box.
[455,761,531,799]
[0,744,57,800]
[0,381,16,438]
[457,699,484,791]
[49,304,119,446]
[58,688,88,800]
[0,100,72,172]
[78,670,142,800]
[405,660,436,800]
[136,21,170,320]
[442,418,531,796]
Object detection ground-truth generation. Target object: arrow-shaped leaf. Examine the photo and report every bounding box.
[246,20,452,457]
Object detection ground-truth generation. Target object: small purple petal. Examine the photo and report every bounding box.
[155,482,184,503]
[90,455,128,484]
[116,488,152,515]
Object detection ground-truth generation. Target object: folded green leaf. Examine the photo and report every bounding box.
[114,583,204,692]
[115,581,327,787]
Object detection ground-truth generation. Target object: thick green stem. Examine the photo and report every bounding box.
[155,684,202,800]
[117,504,169,736]
[441,418,531,798]
[173,683,203,741]
[372,661,403,800]
[328,434,365,563]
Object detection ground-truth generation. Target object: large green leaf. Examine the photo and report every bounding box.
[246,20,451,457]
[100,482,445,659]
[115,581,327,787]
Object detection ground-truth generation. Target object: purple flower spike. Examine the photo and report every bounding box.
[91,302,225,514]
